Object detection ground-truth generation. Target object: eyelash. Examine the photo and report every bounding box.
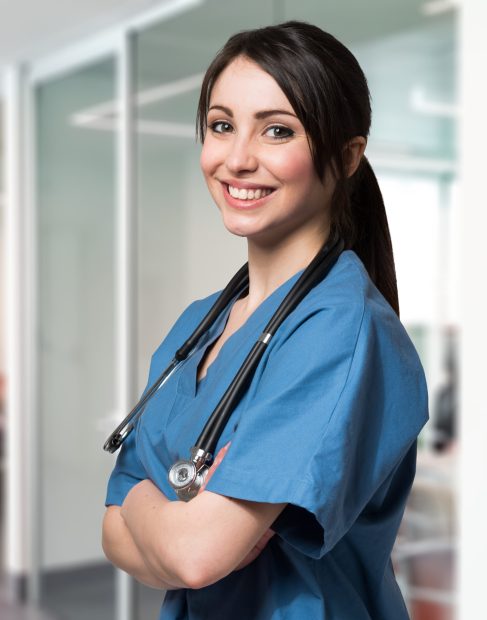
[208,121,294,141]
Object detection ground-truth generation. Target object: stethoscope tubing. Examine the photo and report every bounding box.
[103,234,344,456]
[195,234,344,455]
[103,263,250,453]
[174,263,250,362]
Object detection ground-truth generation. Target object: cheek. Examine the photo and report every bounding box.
[266,147,316,187]
[199,143,213,178]
[200,138,226,178]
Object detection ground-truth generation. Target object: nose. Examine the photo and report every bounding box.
[225,134,258,174]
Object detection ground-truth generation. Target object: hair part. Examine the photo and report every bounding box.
[196,20,399,316]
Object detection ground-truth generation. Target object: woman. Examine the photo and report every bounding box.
[102,21,428,619]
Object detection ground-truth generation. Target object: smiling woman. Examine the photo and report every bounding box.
[102,20,428,620]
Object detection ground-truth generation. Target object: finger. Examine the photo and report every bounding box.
[197,441,232,494]
[204,441,232,478]
[213,441,232,466]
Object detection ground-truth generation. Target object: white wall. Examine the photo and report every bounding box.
[458,1,487,617]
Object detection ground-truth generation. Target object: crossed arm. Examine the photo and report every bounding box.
[102,443,286,590]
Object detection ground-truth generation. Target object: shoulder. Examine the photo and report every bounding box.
[326,252,428,420]
[271,250,379,350]
[272,250,425,385]
[274,250,429,434]
[301,249,389,315]
[292,250,405,336]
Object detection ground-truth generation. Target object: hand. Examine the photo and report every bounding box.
[198,441,275,571]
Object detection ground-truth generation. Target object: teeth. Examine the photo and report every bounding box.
[228,184,273,200]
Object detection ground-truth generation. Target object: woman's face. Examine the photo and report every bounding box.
[200,56,335,246]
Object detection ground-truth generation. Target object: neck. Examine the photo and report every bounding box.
[242,223,331,314]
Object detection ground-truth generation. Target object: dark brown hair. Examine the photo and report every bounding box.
[196,20,399,315]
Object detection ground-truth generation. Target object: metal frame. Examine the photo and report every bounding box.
[28,0,203,85]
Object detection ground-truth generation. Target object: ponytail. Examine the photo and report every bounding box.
[332,156,400,316]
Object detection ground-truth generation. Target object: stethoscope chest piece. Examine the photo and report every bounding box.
[168,446,212,502]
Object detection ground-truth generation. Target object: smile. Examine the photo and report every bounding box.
[227,184,274,200]
[221,182,276,210]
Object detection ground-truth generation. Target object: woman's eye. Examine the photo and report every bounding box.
[209,121,233,134]
[265,125,294,140]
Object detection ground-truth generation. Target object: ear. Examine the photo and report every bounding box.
[343,136,367,178]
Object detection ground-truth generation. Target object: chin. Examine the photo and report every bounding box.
[219,212,257,238]
[221,223,254,239]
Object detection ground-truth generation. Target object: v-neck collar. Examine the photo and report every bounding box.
[177,266,306,398]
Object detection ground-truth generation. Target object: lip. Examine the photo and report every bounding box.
[221,179,276,190]
[220,181,276,210]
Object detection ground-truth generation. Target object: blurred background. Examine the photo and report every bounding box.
[1,0,484,619]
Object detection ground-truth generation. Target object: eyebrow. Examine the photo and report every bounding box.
[208,104,297,120]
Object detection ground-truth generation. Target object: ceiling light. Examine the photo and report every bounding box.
[421,0,460,16]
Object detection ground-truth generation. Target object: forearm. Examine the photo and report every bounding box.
[120,459,278,590]
[121,481,192,588]
[102,506,181,590]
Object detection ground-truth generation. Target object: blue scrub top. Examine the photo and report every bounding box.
[105,250,429,620]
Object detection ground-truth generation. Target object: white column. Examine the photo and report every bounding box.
[458,1,487,618]
[3,65,38,601]
[115,30,138,620]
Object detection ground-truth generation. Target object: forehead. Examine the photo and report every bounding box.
[209,56,294,112]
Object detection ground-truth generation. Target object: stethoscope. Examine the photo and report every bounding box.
[103,233,345,501]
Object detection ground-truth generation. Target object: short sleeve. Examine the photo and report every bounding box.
[105,420,147,507]
[105,297,214,507]
[203,300,429,558]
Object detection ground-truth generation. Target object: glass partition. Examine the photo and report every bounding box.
[277,5,458,619]
[36,57,117,618]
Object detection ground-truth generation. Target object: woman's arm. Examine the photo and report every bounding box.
[121,480,285,590]
[196,441,276,572]
[120,440,285,590]
[102,505,183,590]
